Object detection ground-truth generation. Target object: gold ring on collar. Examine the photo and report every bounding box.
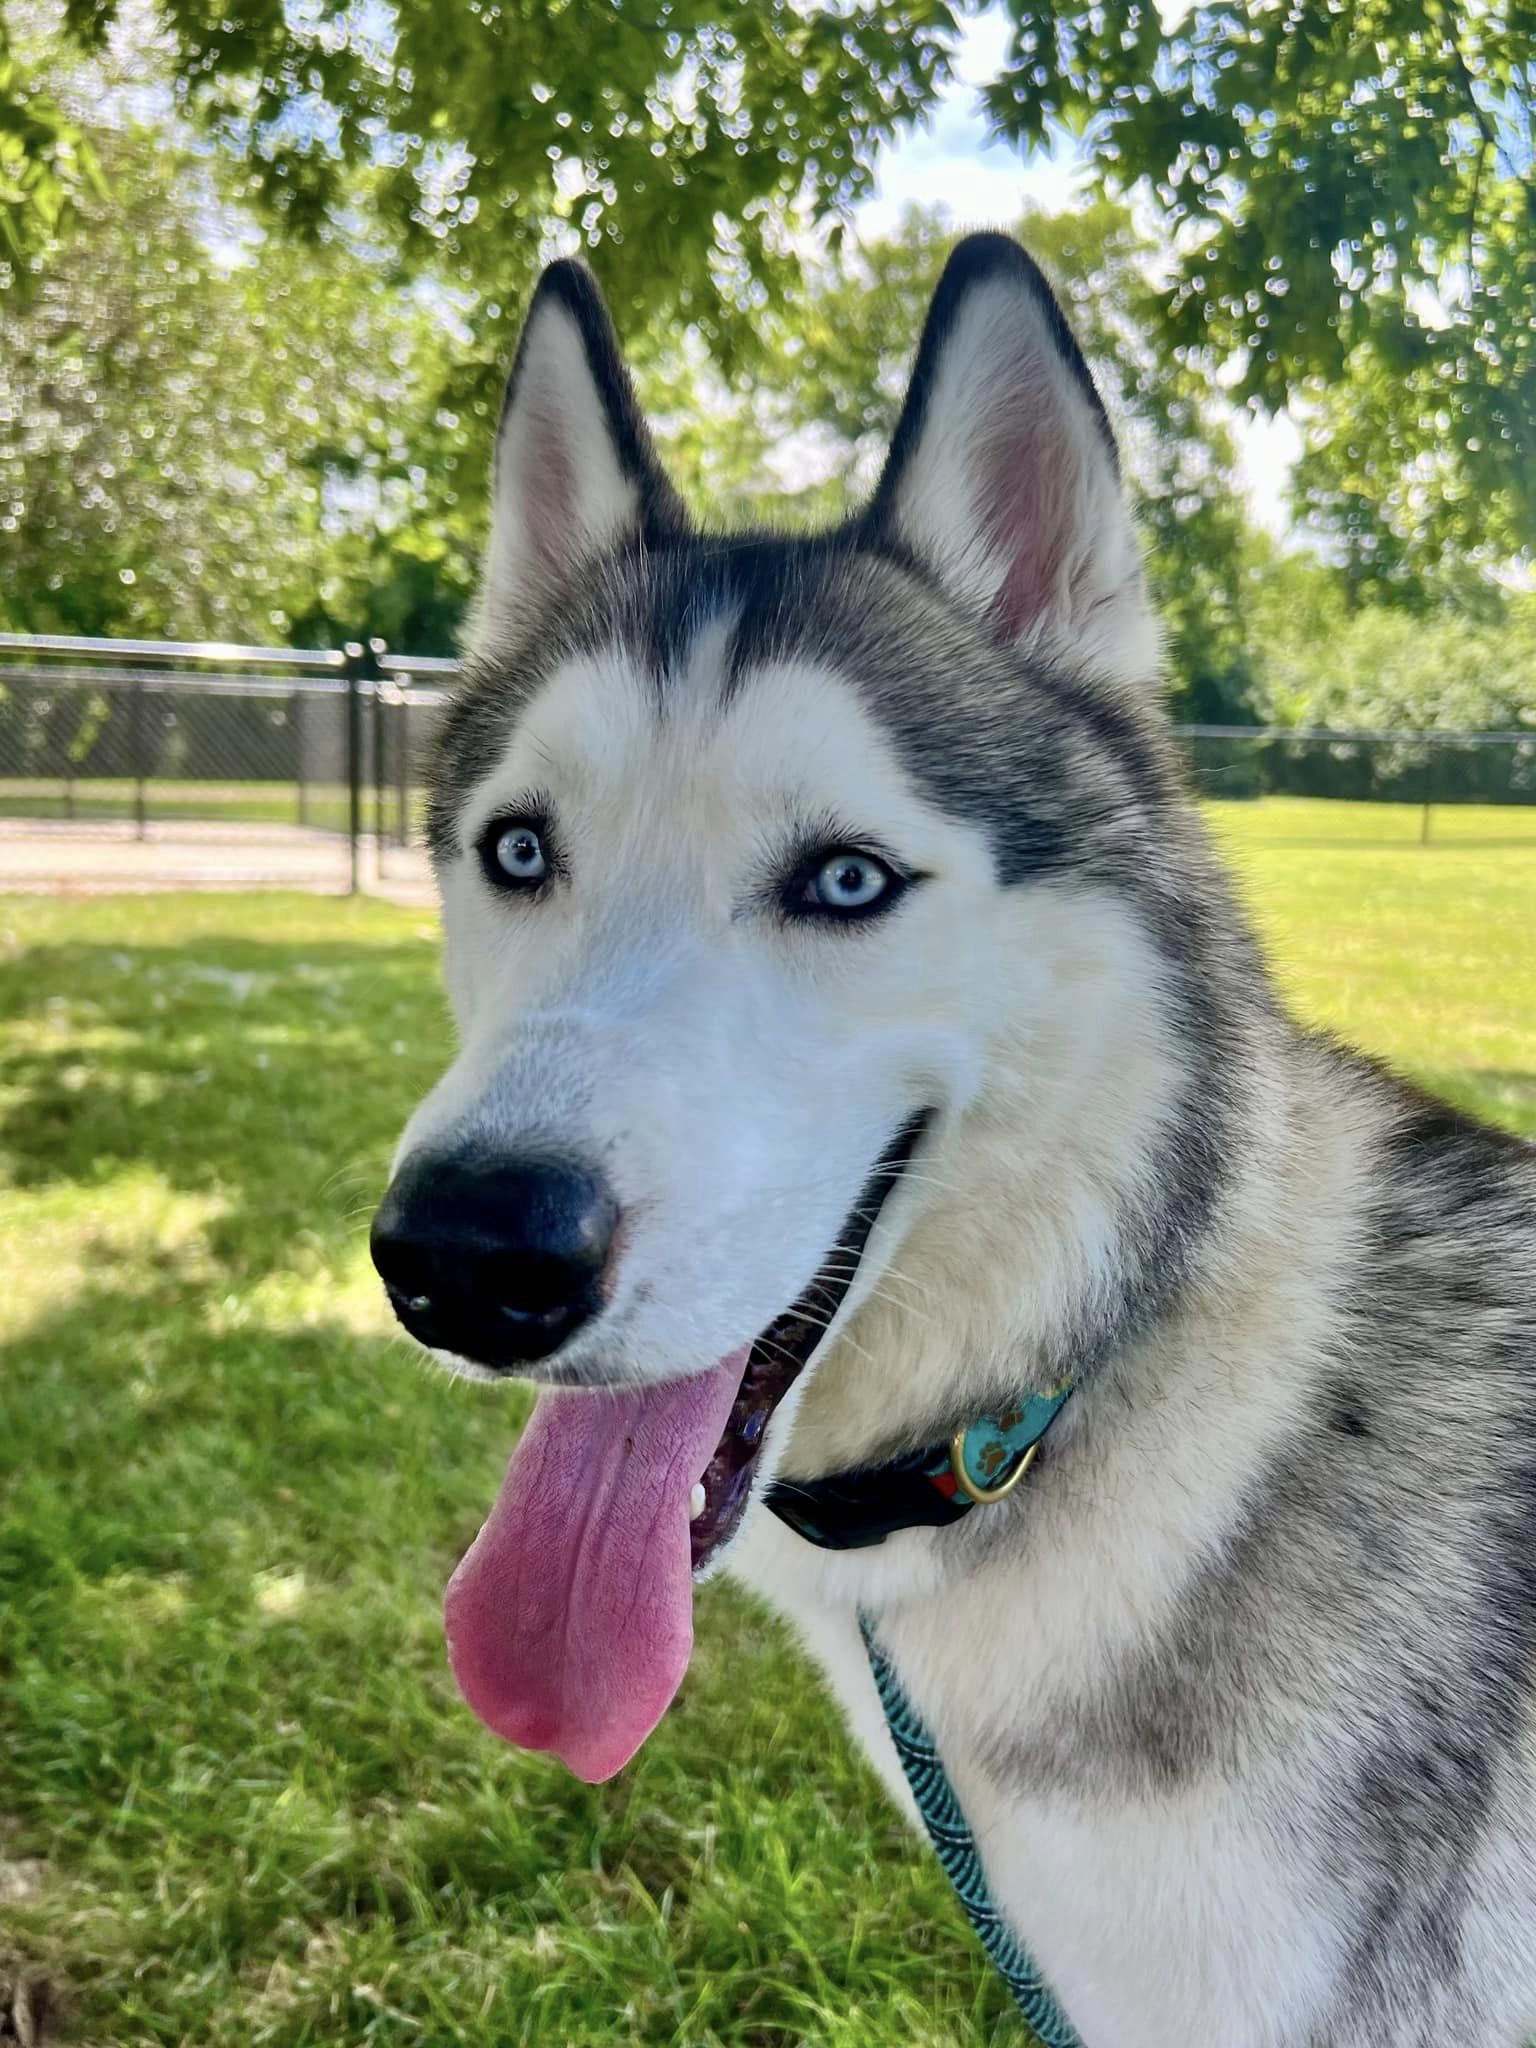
[949,1432,1041,1506]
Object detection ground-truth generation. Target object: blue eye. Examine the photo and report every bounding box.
[483,820,549,889]
[813,854,889,908]
[795,849,903,919]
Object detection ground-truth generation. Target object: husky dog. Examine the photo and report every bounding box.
[371,236,1536,2047]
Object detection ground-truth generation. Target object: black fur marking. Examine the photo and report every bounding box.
[1327,1383,1374,1440]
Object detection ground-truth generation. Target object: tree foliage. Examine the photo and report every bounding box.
[985,2,1536,564]
[1289,340,1531,611]
[7,0,1535,731]
[0,127,468,643]
[1244,549,1536,733]
[4,0,955,347]
[0,14,98,287]
[8,0,1533,593]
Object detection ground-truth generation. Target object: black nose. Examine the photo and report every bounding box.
[370,1152,619,1367]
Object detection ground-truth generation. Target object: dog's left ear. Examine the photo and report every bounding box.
[863,234,1156,689]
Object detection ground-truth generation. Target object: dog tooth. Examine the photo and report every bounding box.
[689,1482,707,1521]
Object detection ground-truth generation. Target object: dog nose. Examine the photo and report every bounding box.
[370,1153,619,1366]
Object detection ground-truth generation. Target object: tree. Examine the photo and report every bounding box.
[0,13,98,288]
[3,0,955,348]
[0,113,1262,709]
[984,3,1536,576]
[1287,346,1530,615]
[1245,559,1536,734]
[11,0,1532,600]
[0,125,468,643]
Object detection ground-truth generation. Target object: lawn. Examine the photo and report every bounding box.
[1,803,1533,2047]
[0,780,355,834]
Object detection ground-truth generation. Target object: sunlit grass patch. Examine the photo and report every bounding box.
[1209,799,1536,1135]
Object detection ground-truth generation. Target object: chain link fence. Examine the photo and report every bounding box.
[0,632,374,891]
[1182,725,1536,842]
[1,634,1533,890]
[364,687,1536,871]
[373,654,453,890]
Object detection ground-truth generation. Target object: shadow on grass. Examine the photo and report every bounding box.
[0,934,450,1271]
[1,1275,589,2011]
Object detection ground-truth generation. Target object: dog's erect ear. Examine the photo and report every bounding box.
[863,234,1156,688]
[473,261,687,645]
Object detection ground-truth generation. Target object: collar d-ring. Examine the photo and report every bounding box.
[949,1429,1041,1504]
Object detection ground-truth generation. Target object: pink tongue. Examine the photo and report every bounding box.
[444,1350,747,1783]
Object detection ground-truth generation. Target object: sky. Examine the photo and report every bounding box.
[857,9,1082,238]
[856,8,1302,533]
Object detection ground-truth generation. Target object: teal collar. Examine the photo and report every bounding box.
[765,1380,1075,1551]
[768,1386,1084,2031]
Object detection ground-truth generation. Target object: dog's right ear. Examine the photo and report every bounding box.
[473,261,687,646]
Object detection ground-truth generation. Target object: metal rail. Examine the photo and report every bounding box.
[0,632,346,670]
[378,653,460,677]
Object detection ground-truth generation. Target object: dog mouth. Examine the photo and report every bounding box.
[441,1109,931,1783]
[687,1109,930,1573]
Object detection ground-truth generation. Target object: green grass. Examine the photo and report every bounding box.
[0,780,355,831]
[1208,791,1536,849]
[1208,801,1536,1137]
[1,800,1533,2046]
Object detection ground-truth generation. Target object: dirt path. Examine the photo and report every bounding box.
[0,818,435,904]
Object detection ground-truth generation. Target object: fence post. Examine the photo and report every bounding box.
[1420,744,1434,846]
[294,690,309,828]
[344,642,364,896]
[132,682,148,841]
[370,664,386,885]
[396,680,410,850]
[370,640,390,885]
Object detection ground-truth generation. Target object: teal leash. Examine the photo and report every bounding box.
[768,1388,1084,2042]
[859,1613,1085,2047]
